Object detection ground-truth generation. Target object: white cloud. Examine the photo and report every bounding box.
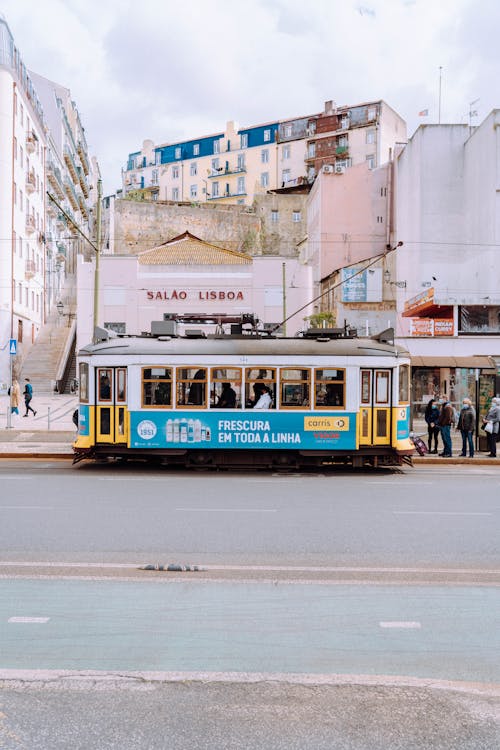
[1,0,499,193]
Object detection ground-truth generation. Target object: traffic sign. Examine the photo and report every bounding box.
[9,339,17,355]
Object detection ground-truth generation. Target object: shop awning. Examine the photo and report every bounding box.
[411,356,496,370]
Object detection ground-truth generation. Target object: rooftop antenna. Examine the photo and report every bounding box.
[469,98,479,134]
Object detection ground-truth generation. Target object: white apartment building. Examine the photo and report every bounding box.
[0,16,96,387]
[122,99,406,208]
[394,114,500,416]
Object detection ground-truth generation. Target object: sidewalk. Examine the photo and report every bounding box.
[0,394,76,457]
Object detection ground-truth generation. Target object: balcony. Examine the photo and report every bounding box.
[26,132,38,154]
[47,160,65,200]
[55,243,67,263]
[336,146,349,156]
[78,192,88,219]
[64,145,79,184]
[64,180,80,211]
[77,141,90,175]
[56,213,67,231]
[207,190,247,201]
[25,169,36,194]
[207,165,246,178]
[77,166,89,198]
[26,215,36,234]
[25,259,36,280]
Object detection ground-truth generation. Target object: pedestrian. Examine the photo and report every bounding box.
[424,398,440,454]
[23,377,37,417]
[437,394,454,457]
[9,378,21,416]
[482,397,500,457]
[457,397,475,457]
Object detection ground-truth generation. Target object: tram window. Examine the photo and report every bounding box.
[315,368,345,409]
[79,362,88,403]
[280,368,310,408]
[375,371,390,404]
[177,368,207,408]
[399,365,409,403]
[210,368,241,408]
[361,370,371,404]
[98,369,112,401]
[245,368,276,409]
[117,368,126,402]
[142,367,172,408]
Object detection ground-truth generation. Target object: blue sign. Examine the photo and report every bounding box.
[9,339,17,355]
[130,410,357,451]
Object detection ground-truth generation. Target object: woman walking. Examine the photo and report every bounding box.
[424,398,440,454]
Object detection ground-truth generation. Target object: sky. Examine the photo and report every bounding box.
[1,0,498,195]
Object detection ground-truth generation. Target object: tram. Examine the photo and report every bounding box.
[73,321,413,468]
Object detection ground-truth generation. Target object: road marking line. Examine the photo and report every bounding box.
[379,621,421,629]
[393,511,493,516]
[8,617,50,624]
[0,506,55,510]
[175,508,277,513]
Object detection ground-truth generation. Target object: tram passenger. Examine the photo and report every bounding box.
[253,385,272,410]
[216,382,237,408]
[187,369,206,405]
[99,375,111,400]
[324,383,341,406]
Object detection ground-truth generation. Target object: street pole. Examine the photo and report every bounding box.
[6,354,12,429]
[93,179,102,340]
[282,262,287,336]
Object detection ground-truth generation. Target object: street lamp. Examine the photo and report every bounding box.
[56,300,64,316]
[384,270,406,288]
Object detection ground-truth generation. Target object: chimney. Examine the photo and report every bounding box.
[324,100,336,115]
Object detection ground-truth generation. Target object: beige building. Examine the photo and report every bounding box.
[122,99,406,207]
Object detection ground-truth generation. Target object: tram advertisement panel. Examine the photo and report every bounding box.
[130,411,356,450]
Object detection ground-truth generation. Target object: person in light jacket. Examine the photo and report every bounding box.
[457,398,475,458]
[483,397,500,457]
[10,379,21,415]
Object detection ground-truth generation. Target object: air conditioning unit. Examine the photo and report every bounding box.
[335,166,346,174]
[322,165,334,174]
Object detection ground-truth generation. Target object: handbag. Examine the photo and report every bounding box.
[484,421,494,434]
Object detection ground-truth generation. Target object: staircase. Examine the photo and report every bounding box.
[20,294,77,397]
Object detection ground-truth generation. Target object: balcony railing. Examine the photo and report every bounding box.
[25,215,36,233]
[25,259,36,279]
[64,180,80,211]
[77,141,90,175]
[64,145,79,184]
[26,132,38,153]
[207,166,246,178]
[207,190,247,201]
[25,170,36,193]
[47,160,65,200]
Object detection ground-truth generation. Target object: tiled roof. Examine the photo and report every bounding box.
[138,231,252,266]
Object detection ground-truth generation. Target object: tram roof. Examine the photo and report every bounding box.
[79,336,409,359]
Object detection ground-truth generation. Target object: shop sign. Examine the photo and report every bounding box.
[146,290,245,301]
[404,287,435,315]
[410,317,454,336]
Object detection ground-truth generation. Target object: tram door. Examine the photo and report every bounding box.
[359,369,392,446]
[95,367,128,444]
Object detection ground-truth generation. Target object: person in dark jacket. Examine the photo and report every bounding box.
[424,398,440,454]
[437,394,454,457]
[457,398,475,457]
[483,397,500,457]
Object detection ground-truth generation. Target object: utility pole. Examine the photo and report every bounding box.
[282,262,287,336]
[93,179,102,339]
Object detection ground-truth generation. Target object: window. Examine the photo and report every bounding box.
[190,162,197,176]
[237,176,245,194]
[190,184,197,199]
[280,369,310,408]
[240,133,248,149]
[264,129,271,142]
[172,187,179,201]
[284,124,292,137]
[315,369,345,409]
[13,136,17,159]
[245,368,276,409]
[79,362,89,403]
[308,142,316,158]
[261,172,269,188]
[361,370,371,405]
[172,165,179,179]
[212,182,219,198]
[375,371,390,404]
[338,135,348,148]
[271,209,279,223]
[151,169,158,185]
[98,369,112,401]
[237,153,245,170]
[18,236,22,257]
[174,147,181,159]
[399,365,409,403]
[282,169,291,184]
[282,144,291,159]
[366,129,376,144]
[210,368,242,408]
[292,211,301,222]
[176,368,206,408]
[13,182,17,205]
[261,149,269,164]
[104,322,126,334]
[20,103,24,125]
[366,154,375,169]
[193,143,200,156]
[142,367,172,407]
[211,158,220,174]
[340,116,350,129]
[367,106,377,120]
[20,146,24,167]
[213,140,220,154]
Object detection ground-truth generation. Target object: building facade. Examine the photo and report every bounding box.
[0,16,96,387]
[122,99,406,207]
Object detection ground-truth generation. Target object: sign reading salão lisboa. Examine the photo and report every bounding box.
[146,290,245,301]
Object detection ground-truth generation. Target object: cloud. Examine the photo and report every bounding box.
[0,0,499,193]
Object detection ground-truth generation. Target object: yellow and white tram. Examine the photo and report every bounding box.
[73,327,413,468]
